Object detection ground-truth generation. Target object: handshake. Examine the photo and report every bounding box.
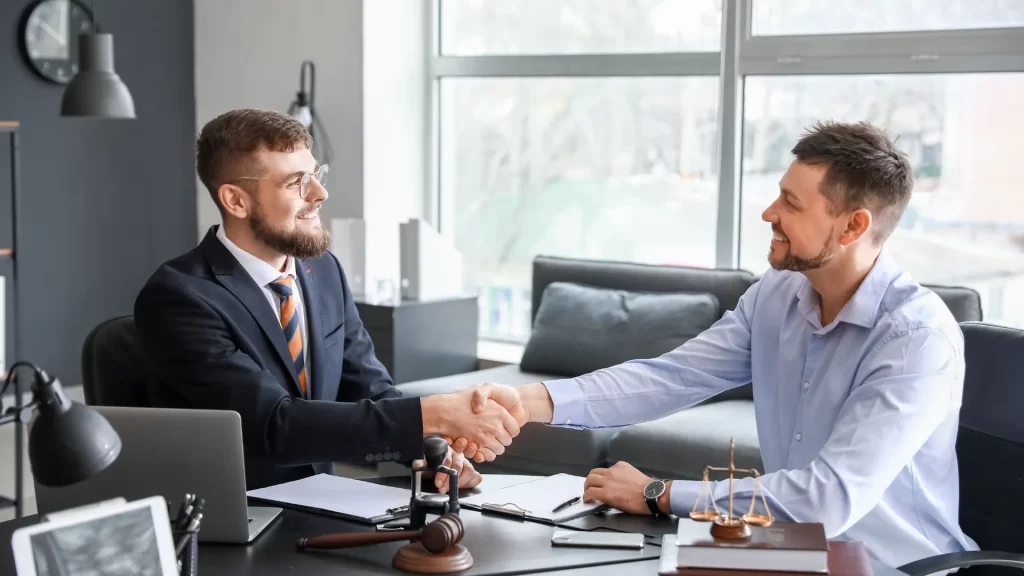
[420,383,543,464]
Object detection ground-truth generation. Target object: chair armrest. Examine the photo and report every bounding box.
[898,551,1024,575]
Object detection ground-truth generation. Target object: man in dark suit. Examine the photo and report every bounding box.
[135,109,521,491]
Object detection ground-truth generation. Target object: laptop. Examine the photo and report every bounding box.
[34,407,282,543]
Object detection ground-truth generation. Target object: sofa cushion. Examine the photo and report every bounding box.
[520,282,720,377]
[396,364,615,477]
[607,400,761,482]
[531,256,758,323]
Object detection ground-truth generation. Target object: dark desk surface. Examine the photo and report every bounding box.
[0,474,904,576]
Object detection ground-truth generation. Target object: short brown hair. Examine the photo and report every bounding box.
[792,120,913,244]
[196,109,312,212]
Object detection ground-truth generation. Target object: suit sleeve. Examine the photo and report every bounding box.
[330,256,402,402]
[134,279,425,467]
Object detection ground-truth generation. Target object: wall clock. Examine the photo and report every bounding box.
[20,0,94,85]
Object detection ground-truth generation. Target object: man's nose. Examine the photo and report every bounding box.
[306,177,329,202]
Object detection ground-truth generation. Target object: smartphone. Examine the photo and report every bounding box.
[550,529,645,549]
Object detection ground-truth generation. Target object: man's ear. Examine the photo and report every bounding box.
[218,183,252,219]
[840,208,872,246]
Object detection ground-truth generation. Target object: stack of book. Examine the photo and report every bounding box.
[658,519,872,575]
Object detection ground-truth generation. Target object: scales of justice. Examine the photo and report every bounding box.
[689,438,774,539]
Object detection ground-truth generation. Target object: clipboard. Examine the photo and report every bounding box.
[246,473,412,525]
[459,473,609,524]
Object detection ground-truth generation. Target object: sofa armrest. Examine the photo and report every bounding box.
[898,551,1024,575]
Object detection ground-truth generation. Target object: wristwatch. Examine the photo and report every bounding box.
[643,479,667,516]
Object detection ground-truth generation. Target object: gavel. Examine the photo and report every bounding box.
[297,513,464,554]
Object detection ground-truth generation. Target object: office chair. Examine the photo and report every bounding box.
[81,314,150,407]
[899,322,1024,576]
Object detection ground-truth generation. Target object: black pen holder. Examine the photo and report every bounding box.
[173,527,199,576]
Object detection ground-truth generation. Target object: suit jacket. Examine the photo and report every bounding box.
[134,225,424,490]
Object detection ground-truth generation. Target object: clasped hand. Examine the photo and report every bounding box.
[423,385,527,465]
[441,384,529,463]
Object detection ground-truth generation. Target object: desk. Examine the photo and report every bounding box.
[0,475,905,575]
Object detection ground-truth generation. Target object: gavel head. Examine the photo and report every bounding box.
[422,436,449,471]
[419,514,465,554]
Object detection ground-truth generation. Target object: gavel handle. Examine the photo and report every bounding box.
[297,529,422,550]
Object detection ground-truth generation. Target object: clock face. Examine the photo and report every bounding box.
[21,0,94,84]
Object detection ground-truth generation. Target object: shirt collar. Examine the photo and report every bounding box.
[215,224,295,287]
[796,249,901,331]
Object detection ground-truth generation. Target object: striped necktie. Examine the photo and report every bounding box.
[269,276,306,396]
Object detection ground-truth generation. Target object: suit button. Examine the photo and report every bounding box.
[383,452,392,461]
[365,454,374,462]
[392,451,401,460]
[374,453,384,462]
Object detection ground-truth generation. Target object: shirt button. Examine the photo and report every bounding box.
[565,418,572,425]
[795,433,803,441]
[803,382,810,390]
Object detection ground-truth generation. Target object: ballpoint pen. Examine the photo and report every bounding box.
[551,495,581,513]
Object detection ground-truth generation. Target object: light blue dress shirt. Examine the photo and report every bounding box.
[543,251,979,568]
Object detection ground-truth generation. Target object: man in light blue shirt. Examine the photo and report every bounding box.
[456,121,979,567]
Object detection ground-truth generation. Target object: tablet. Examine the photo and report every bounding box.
[11,495,179,576]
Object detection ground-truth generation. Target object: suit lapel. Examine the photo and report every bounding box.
[295,261,325,401]
[201,228,302,397]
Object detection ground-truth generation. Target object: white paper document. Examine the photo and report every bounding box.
[459,473,608,523]
[246,474,411,524]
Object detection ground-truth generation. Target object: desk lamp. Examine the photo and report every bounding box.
[0,362,122,516]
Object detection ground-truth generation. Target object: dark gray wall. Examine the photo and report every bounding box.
[0,0,196,386]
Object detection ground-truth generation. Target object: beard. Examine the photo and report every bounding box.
[769,226,835,272]
[250,202,331,260]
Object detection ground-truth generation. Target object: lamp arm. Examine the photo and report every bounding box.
[0,400,38,427]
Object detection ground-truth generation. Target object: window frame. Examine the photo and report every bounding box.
[427,0,1024,276]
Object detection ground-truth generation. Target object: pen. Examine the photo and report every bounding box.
[551,495,581,513]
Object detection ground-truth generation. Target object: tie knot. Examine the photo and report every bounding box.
[269,276,294,298]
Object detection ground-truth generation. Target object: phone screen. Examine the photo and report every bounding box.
[550,529,645,549]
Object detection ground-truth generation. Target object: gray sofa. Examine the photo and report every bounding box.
[397,255,984,483]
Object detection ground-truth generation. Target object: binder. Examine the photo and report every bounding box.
[459,473,609,524]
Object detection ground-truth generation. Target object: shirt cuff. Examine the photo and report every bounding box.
[542,378,586,428]
[669,479,705,518]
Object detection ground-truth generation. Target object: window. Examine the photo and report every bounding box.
[441,0,722,55]
[740,73,1024,327]
[752,0,1024,36]
[442,77,719,340]
[433,1,1024,340]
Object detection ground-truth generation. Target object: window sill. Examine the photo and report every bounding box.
[477,339,525,365]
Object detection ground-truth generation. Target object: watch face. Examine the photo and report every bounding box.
[22,0,94,84]
[644,479,666,499]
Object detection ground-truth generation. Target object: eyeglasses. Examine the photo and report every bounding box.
[232,164,329,199]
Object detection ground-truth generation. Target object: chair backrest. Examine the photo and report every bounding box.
[81,315,149,407]
[925,284,983,323]
[956,321,1024,554]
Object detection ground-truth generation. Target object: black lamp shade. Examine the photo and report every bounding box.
[28,380,122,487]
[61,32,135,119]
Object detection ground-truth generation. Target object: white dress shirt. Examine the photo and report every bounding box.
[216,225,310,397]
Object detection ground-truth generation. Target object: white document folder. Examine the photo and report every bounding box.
[458,473,609,524]
[246,474,411,524]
